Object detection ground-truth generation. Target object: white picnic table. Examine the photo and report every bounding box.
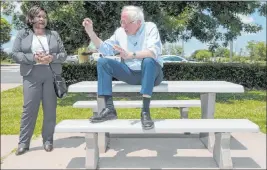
[67,80,244,151]
[68,81,244,93]
[55,80,254,169]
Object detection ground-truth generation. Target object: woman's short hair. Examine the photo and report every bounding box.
[25,5,48,28]
[121,5,144,23]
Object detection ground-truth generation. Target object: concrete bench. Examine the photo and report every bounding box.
[68,80,245,154]
[74,100,201,152]
[73,99,201,118]
[71,85,204,153]
[55,119,259,169]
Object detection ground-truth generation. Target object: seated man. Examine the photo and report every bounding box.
[82,5,164,130]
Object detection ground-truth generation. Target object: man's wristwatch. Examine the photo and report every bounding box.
[133,52,136,59]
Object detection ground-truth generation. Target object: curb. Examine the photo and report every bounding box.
[1,64,19,66]
[1,84,22,92]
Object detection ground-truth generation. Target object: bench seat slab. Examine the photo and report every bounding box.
[74,100,201,109]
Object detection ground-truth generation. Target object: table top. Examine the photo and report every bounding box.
[68,81,244,93]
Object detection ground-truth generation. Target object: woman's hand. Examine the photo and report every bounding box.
[40,54,53,64]
[34,52,53,64]
[34,52,44,63]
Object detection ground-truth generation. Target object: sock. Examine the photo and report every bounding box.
[142,97,151,112]
[104,95,114,110]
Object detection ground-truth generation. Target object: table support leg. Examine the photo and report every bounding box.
[213,132,233,169]
[199,93,216,152]
[96,96,109,153]
[85,133,99,169]
[180,107,190,135]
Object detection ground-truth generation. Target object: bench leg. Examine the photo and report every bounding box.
[98,132,110,153]
[180,107,190,135]
[213,132,233,169]
[85,133,99,169]
[200,93,216,152]
[92,108,98,117]
[180,107,189,119]
[200,132,215,153]
[92,107,109,153]
[97,97,110,153]
[97,96,106,114]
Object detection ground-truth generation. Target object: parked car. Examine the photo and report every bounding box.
[90,53,121,62]
[161,55,189,63]
[64,55,79,64]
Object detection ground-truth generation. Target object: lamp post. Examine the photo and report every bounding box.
[230,40,233,62]
[182,38,184,58]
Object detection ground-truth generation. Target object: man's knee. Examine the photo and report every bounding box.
[142,58,156,67]
[97,57,108,67]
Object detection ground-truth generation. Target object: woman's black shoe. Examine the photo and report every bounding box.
[44,144,53,152]
[15,147,29,156]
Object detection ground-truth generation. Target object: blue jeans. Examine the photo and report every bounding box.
[97,58,163,96]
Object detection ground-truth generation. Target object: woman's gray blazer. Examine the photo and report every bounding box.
[11,28,67,76]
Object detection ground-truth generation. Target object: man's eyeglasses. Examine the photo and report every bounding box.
[120,20,136,26]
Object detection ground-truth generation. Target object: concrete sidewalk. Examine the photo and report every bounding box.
[1,83,22,92]
[1,135,19,158]
[0,64,19,66]
[1,83,22,160]
[1,132,266,169]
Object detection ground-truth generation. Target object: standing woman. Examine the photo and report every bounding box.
[11,5,67,155]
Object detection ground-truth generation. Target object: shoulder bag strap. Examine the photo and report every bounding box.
[35,35,56,75]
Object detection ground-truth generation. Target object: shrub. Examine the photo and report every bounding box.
[62,62,266,90]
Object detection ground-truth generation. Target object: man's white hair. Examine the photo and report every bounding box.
[121,5,144,23]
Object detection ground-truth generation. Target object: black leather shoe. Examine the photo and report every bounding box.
[44,144,53,152]
[15,147,29,156]
[90,108,117,123]
[141,111,154,130]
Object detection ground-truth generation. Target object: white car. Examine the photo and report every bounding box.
[161,55,189,63]
[90,53,121,62]
[64,55,79,64]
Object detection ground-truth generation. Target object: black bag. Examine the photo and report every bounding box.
[49,64,67,98]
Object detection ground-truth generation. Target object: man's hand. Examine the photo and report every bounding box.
[113,45,133,60]
[82,18,103,48]
[82,18,94,34]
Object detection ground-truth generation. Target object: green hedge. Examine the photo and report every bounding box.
[62,62,266,90]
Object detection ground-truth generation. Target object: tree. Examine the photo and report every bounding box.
[0,49,11,61]
[2,1,264,53]
[214,47,230,58]
[259,2,267,17]
[256,42,266,61]
[246,41,266,61]
[162,43,183,55]
[0,17,12,45]
[239,48,245,56]
[191,49,212,61]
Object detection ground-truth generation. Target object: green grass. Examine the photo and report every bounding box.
[1,86,266,135]
[0,60,12,65]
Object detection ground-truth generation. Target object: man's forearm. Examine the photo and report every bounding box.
[131,50,156,59]
[86,30,103,48]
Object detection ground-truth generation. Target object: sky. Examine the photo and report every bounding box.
[1,3,266,57]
